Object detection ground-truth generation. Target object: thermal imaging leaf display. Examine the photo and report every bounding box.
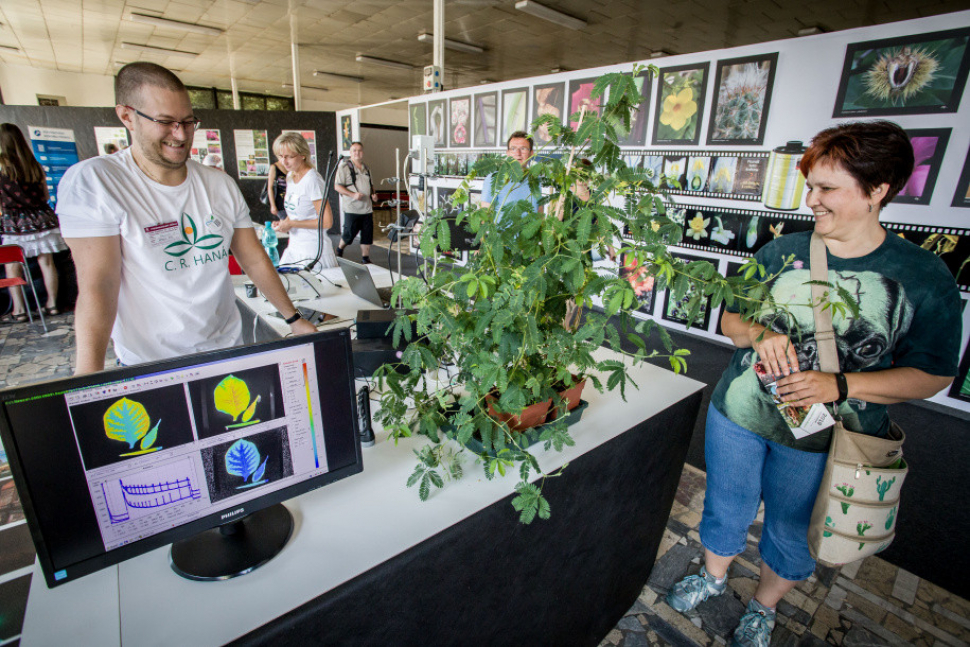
[226,439,269,489]
[214,375,262,429]
[69,383,195,470]
[103,397,163,456]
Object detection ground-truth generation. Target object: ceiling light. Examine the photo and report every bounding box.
[121,42,199,59]
[797,26,825,36]
[355,54,416,71]
[312,70,364,83]
[0,44,20,52]
[282,83,329,92]
[416,33,485,55]
[129,12,224,37]
[514,0,586,31]
[649,50,670,58]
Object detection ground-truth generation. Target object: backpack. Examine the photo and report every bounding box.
[342,159,370,191]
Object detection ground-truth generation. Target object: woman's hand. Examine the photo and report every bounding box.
[776,370,840,407]
[750,326,799,379]
[273,219,292,233]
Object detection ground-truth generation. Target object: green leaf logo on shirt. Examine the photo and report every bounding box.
[164,212,224,257]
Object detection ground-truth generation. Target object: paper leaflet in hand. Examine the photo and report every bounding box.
[754,361,835,439]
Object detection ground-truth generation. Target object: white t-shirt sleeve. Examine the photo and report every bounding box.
[55,162,124,237]
[307,170,325,202]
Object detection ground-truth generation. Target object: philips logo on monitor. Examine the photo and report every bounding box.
[221,508,246,521]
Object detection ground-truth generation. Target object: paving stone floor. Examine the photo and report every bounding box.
[1,313,968,646]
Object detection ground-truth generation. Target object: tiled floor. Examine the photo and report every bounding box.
[1,313,968,646]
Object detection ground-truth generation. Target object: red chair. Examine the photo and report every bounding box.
[228,255,243,276]
[0,245,47,332]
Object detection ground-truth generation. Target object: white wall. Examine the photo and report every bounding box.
[0,62,115,107]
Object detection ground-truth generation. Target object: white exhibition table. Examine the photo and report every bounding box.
[20,274,705,645]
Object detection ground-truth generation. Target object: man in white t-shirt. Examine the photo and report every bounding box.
[57,62,316,374]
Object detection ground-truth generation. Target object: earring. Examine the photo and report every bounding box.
[868,203,873,213]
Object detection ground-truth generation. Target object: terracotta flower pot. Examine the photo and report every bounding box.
[556,376,587,413]
[486,395,553,432]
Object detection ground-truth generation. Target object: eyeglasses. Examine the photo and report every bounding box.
[124,105,201,132]
[507,146,531,153]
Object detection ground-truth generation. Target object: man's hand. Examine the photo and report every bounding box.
[370,193,378,203]
[355,191,365,201]
[289,318,317,335]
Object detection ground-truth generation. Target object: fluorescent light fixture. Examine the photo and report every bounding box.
[0,44,20,52]
[514,0,586,30]
[797,26,825,36]
[129,12,224,37]
[416,33,484,55]
[312,70,364,83]
[355,54,415,71]
[282,83,329,92]
[121,42,199,59]
[649,50,670,58]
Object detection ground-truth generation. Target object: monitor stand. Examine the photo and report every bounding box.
[169,503,294,581]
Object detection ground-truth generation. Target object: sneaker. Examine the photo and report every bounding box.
[665,566,727,613]
[731,598,776,647]
[336,246,345,257]
[361,256,372,264]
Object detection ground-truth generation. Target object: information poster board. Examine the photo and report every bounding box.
[27,126,79,208]
[233,129,270,179]
[281,129,317,168]
[93,127,129,156]
[190,129,223,166]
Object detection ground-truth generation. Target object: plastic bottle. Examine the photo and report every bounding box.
[262,221,280,266]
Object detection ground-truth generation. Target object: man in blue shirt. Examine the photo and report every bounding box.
[481,131,541,220]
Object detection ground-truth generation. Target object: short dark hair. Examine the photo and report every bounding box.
[507,131,533,151]
[115,62,187,107]
[800,120,914,208]
[350,141,363,148]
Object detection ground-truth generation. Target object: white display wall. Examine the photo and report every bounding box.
[396,10,970,413]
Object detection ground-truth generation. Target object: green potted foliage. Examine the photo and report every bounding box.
[375,66,778,523]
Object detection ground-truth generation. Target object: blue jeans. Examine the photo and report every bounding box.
[700,404,828,581]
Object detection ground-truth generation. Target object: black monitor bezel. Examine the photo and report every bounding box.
[0,329,363,588]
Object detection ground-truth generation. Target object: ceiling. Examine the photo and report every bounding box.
[1,0,968,110]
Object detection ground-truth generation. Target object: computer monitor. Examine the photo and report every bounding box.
[0,329,363,588]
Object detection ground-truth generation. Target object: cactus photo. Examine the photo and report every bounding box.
[707,53,778,145]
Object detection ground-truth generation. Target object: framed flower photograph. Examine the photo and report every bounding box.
[617,70,653,147]
[473,92,498,147]
[429,99,447,147]
[652,63,710,146]
[340,115,353,152]
[568,77,603,130]
[449,96,471,148]
[952,145,970,208]
[531,82,565,146]
[662,253,713,329]
[715,260,748,336]
[619,253,657,315]
[707,53,777,145]
[896,128,951,205]
[833,27,970,117]
[409,103,427,138]
[501,88,529,144]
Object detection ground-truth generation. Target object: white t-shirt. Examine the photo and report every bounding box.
[279,168,337,269]
[56,148,251,365]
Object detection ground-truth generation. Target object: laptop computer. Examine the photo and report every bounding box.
[337,257,395,308]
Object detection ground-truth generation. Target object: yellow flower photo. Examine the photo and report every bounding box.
[654,64,710,145]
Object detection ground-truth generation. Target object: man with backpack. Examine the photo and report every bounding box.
[335,141,378,264]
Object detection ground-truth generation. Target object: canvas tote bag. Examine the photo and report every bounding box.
[805,232,909,566]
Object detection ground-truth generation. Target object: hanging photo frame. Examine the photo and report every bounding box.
[531,82,565,147]
[409,103,427,138]
[896,127,951,205]
[473,91,498,147]
[567,77,603,130]
[952,145,970,208]
[707,53,778,146]
[449,96,471,148]
[653,63,710,146]
[429,99,447,147]
[619,253,657,315]
[339,116,353,152]
[833,27,970,117]
[617,70,653,147]
[501,88,529,144]
[662,253,713,329]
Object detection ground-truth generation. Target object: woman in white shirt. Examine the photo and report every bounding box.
[271,132,337,269]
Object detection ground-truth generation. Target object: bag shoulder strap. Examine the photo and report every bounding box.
[810,232,839,374]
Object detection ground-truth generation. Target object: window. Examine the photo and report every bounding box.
[187,87,216,110]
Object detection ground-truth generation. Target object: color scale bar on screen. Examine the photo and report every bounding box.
[303,362,319,468]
